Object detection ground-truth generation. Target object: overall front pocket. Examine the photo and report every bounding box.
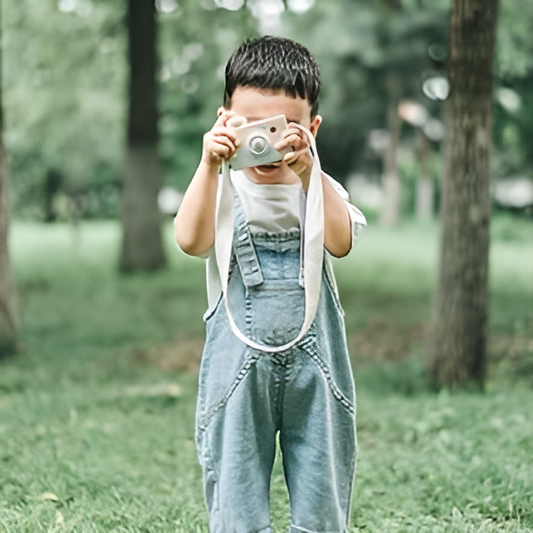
[248,282,305,347]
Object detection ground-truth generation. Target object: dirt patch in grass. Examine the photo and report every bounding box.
[131,338,204,374]
[131,320,532,379]
[349,318,427,363]
[133,320,427,374]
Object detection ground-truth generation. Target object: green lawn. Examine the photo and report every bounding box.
[1,215,532,532]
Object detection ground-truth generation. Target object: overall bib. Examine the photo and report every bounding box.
[195,205,357,533]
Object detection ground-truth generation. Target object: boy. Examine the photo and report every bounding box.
[175,36,365,533]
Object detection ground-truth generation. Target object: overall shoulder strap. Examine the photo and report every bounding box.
[233,198,264,288]
[215,127,324,353]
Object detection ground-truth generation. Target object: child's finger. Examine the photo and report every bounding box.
[212,127,240,147]
[212,136,238,157]
[283,147,310,166]
[273,138,290,151]
[286,133,307,150]
[205,130,238,160]
[283,152,296,165]
[283,151,302,166]
[281,126,307,147]
[274,134,301,152]
[214,109,236,128]
[286,123,307,140]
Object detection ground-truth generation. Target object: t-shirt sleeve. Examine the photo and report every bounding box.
[323,173,366,246]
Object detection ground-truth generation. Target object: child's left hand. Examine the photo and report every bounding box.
[274,123,314,190]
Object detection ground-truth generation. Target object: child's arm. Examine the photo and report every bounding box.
[277,125,353,258]
[175,109,239,256]
[320,175,353,258]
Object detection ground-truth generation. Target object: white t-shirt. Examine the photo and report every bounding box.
[231,170,303,233]
[230,170,366,235]
[177,169,367,318]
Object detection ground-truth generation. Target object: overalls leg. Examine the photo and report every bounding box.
[280,278,357,533]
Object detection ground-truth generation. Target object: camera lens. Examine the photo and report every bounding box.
[248,135,269,156]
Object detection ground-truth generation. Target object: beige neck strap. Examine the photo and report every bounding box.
[215,125,324,353]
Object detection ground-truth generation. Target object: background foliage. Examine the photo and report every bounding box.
[3,0,533,220]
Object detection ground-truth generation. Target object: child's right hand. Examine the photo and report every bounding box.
[201,108,241,168]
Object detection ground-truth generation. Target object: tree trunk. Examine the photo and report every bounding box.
[0,0,18,356]
[0,147,17,357]
[44,168,62,223]
[120,0,166,271]
[415,131,434,221]
[379,73,401,227]
[428,0,499,390]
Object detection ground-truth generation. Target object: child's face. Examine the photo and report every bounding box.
[226,86,322,184]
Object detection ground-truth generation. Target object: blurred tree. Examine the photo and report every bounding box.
[429,0,499,390]
[44,168,63,222]
[414,130,433,221]
[378,0,403,227]
[4,0,126,220]
[285,0,448,221]
[2,0,530,221]
[493,0,533,185]
[119,0,165,271]
[158,1,257,192]
[0,0,18,356]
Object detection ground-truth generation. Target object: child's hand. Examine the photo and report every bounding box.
[201,108,241,168]
[275,123,314,189]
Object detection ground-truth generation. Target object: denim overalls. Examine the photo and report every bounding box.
[195,203,357,533]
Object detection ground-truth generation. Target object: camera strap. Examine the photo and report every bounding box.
[215,125,324,353]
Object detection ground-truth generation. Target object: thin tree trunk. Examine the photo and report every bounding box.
[415,131,433,221]
[428,0,499,389]
[379,73,401,227]
[0,0,18,356]
[120,0,166,271]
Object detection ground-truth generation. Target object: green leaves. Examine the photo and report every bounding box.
[4,0,126,217]
[3,0,532,217]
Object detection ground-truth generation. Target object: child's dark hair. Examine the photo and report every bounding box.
[224,36,321,117]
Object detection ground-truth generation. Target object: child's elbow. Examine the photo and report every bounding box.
[324,228,352,258]
[175,223,212,257]
[175,230,199,256]
[326,241,351,258]
[176,238,198,256]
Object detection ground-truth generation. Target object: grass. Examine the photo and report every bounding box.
[0,213,532,532]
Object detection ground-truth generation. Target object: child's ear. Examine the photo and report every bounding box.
[310,115,322,137]
[217,106,225,117]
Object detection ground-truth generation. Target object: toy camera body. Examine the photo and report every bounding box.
[228,115,291,170]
